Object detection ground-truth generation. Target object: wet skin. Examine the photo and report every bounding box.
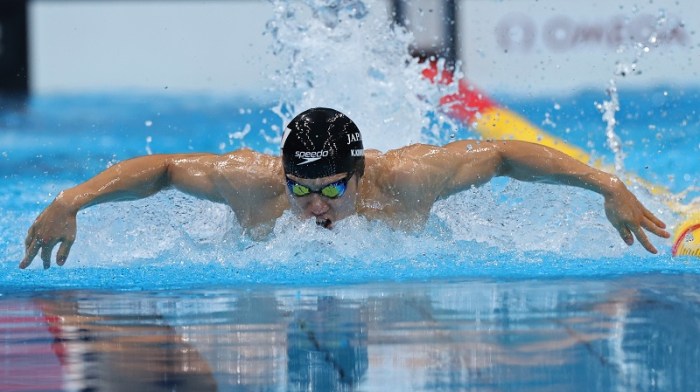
[20,140,671,269]
[285,173,360,229]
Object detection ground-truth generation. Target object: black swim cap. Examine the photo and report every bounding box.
[281,107,365,179]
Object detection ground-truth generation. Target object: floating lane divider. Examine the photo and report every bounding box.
[423,62,700,257]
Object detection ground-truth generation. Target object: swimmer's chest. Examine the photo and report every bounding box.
[357,188,433,228]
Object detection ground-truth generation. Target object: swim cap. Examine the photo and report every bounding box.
[281,107,365,179]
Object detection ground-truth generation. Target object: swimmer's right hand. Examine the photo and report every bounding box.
[20,198,77,269]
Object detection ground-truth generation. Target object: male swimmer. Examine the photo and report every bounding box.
[20,107,670,269]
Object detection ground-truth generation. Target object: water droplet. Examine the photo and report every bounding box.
[145,136,153,155]
[466,144,473,151]
[145,120,153,127]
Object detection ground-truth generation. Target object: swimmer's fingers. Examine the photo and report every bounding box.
[20,238,42,269]
[40,239,59,269]
[56,238,74,267]
[642,216,671,239]
[629,223,658,254]
[642,207,669,233]
[606,191,667,253]
[612,215,660,254]
[25,224,36,248]
[613,222,634,247]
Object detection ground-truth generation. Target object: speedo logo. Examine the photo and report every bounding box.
[295,150,329,165]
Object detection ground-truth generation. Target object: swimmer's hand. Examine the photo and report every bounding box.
[20,198,77,269]
[603,181,670,254]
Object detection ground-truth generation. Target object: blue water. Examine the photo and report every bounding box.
[0,89,699,391]
[2,90,699,288]
[498,87,699,195]
[2,0,699,388]
[2,275,700,392]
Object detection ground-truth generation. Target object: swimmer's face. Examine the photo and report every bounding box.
[285,172,359,228]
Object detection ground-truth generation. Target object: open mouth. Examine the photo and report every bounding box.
[316,218,332,229]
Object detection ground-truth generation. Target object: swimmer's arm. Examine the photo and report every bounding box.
[49,153,227,213]
[439,140,670,253]
[20,153,227,269]
[69,153,228,207]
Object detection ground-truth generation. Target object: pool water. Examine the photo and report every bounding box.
[3,275,700,391]
[2,0,700,389]
[0,89,698,391]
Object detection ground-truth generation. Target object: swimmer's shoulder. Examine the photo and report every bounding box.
[368,141,493,171]
[210,149,286,225]
[363,145,438,189]
[219,148,281,166]
[214,149,284,185]
[365,143,444,173]
[364,142,475,195]
[363,149,386,176]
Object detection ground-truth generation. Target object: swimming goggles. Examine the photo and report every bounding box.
[286,174,352,199]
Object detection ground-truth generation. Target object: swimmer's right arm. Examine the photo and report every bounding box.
[20,153,226,269]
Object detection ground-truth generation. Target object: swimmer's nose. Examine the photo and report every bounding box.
[306,194,330,216]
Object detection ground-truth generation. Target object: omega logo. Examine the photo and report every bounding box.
[495,13,689,53]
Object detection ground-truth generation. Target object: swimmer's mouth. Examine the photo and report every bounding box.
[316,218,332,229]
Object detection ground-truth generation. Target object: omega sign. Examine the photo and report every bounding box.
[495,13,689,53]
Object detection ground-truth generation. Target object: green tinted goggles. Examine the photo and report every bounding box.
[286,175,352,199]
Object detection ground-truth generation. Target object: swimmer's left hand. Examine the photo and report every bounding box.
[603,181,670,254]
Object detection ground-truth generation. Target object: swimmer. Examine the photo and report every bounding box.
[20,107,670,269]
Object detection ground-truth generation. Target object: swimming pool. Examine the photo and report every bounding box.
[2,87,699,392]
[3,1,700,391]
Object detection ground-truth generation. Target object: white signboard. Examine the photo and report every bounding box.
[459,0,697,94]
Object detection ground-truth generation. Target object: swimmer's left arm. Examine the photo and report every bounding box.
[435,140,670,253]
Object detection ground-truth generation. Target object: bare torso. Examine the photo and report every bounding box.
[210,146,461,234]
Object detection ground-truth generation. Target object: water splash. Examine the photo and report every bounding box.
[596,80,626,173]
[594,9,679,175]
[265,0,460,151]
[47,174,664,273]
[4,1,680,282]
[57,1,664,267]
